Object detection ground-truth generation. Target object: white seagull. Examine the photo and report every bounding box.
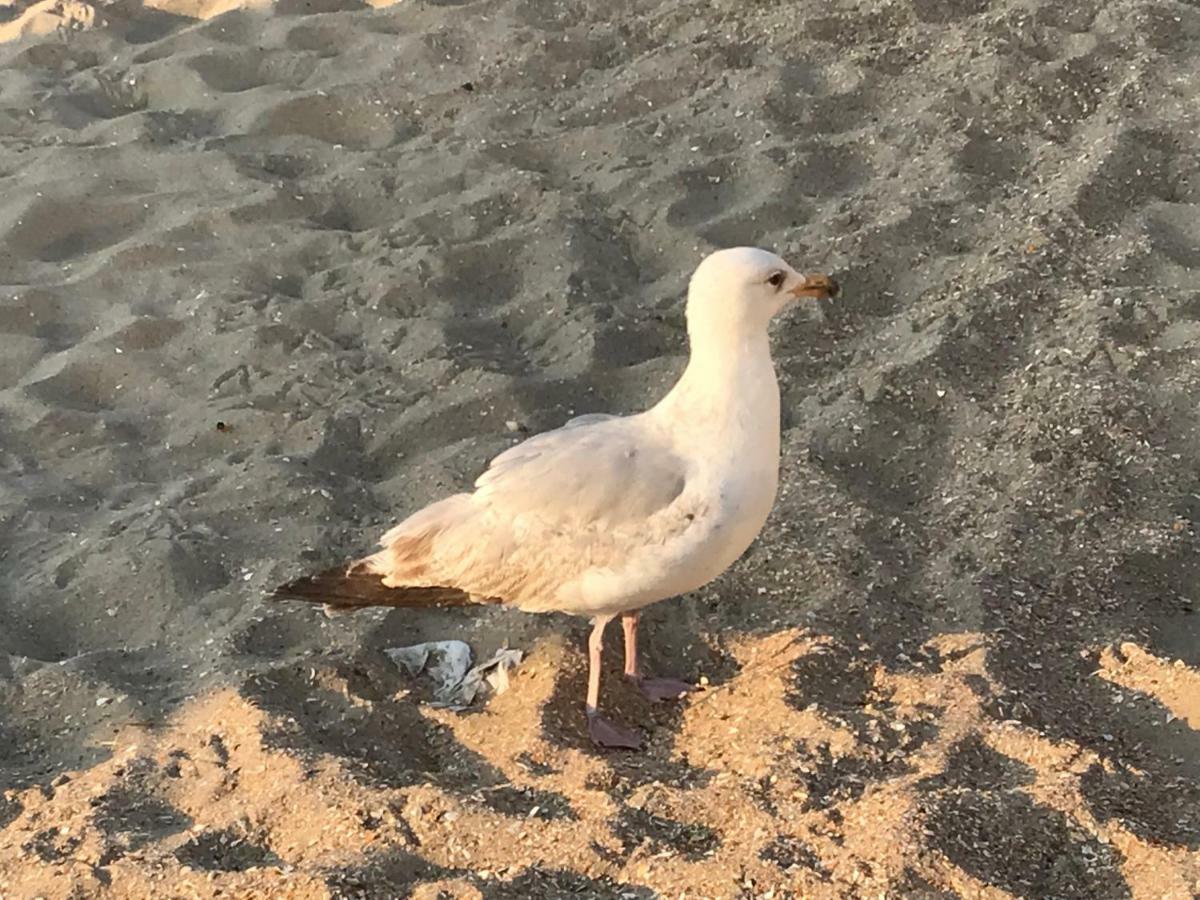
[271,247,838,748]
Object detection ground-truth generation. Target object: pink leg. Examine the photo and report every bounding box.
[621,611,641,678]
[586,615,641,749]
[621,611,694,701]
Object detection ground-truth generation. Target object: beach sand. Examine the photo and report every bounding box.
[1,0,1198,896]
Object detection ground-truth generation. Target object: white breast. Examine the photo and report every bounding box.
[561,349,783,616]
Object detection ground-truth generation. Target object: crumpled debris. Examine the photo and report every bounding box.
[384,640,471,694]
[384,641,523,709]
[0,0,98,43]
[460,647,523,706]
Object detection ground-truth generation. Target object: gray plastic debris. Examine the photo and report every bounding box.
[384,640,472,700]
[384,641,522,709]
[457,648,524,707]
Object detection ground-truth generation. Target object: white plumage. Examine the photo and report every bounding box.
[273,246,838,748]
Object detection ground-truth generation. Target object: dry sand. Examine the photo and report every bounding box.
[1,0,1199,897]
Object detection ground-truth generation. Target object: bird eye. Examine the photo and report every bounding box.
[766,271,785,289]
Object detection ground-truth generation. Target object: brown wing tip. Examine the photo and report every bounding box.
[267,565,478,610]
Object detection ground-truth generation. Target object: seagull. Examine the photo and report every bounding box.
[270,247,838,748]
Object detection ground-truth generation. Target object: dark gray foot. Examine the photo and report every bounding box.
[631,676,694,702]
[587,711,642,749]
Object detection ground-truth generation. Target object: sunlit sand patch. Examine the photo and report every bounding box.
[0,0,403,44]
[924,853,1022,900]
[810,634,997,892]
[0,632,1193,898]
[142,0,272,19]
[1096,641,1200,730]
[677,629,858,775]
[985,713,1198,900]
[671,631,1014,894]
[0,0,96,42]
[0,690,376,897]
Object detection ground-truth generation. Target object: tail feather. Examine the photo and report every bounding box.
[269,565,475,613]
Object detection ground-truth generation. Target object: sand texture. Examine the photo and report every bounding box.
[1,0,1199,897]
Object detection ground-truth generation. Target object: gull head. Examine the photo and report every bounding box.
[686,247,837,339]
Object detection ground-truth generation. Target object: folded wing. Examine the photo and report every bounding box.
[356,413,690,611]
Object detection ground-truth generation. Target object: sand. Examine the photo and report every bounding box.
[1,0,1198,896]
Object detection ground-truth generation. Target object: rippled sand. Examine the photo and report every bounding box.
[1,0,1197,896]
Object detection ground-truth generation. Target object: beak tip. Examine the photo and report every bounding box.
[794,273,839,300]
